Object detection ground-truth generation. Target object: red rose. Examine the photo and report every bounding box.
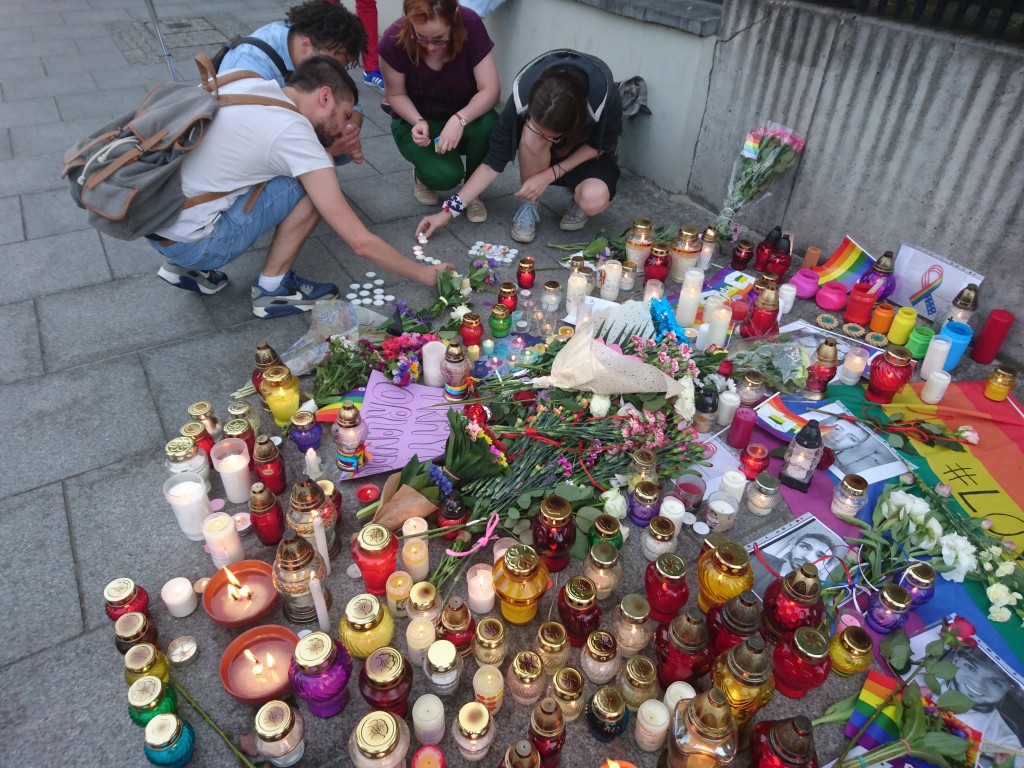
[512,390,536,407]
[946,616,978,647]
[817,447,835,470]
[718,360,734,377]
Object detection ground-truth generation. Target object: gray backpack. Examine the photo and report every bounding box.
[61,54,299,241]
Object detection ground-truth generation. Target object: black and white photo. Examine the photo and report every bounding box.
[746,513,848,597]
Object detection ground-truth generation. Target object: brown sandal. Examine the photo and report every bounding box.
[466,198,487,223]
[414,176,438,205]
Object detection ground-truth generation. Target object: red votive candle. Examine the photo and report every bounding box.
[971,309,1014,364]
[739,443,770,480]
[726,406,757,449]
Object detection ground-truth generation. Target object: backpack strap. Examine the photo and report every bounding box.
[215,36,290,81]
[217,94,300,113]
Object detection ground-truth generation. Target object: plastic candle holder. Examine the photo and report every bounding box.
[203,561,278,628]
[220,624,299,705]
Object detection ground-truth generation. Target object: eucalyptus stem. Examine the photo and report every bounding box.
[171,681,258,768]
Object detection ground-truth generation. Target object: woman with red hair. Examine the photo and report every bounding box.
[379,0,500,222]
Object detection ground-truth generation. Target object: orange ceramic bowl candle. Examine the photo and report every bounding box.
[220,624,299,706]
[202,560,278,628]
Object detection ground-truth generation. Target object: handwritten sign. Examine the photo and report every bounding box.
[348,369,459,479]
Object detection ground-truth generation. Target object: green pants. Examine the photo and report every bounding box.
[391,109,498,192]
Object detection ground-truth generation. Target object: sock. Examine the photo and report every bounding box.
[257,273,285,292]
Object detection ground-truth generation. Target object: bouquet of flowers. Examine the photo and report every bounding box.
[387,263,496,334]
[726,333,812,392]
[312,336,385,406]
[380,332,440,387]
[713,122,805,246]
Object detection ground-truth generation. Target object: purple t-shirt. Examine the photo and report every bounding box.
[378,7,493,121]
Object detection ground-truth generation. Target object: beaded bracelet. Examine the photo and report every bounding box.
[442,194,465,218]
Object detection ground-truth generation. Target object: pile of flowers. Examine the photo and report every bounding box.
[381,332,439,387]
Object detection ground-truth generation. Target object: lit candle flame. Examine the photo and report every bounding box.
[224,567,252,601]
[243,648,258,664]
[224,566,241,587]
[607,761,620,768]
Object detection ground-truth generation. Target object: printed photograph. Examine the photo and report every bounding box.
[746,513,848,597]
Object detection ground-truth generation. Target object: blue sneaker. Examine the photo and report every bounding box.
[362,69,385,93]
[251,270,339,318]
[511,202,540,243]
[157,260,228,294]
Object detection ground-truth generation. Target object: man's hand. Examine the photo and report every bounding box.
[416,211,452,239]
[436,117,464,155]
[411,120,431,147]
[515,170,554,203]
[328,123,363,163]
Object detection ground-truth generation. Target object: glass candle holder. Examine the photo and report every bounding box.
[557,576,601,647]
[590,514,624,550]
[385,571,412,619]
[143,714,195,768]
[187,400,223,442]
[359,646,414,717]
[104,578,151,622]
[348,711,411,768]
[339,594,394,661]
[625,218,655,264]
[260,365,301,428]
[865,583,912,634]
[288,630,352,718]
[829,626,873,676]
[582,542,623,600]
[490,304,511,338]
[248,482,285,546]
[405,618,435,668]
[435,596,476,657]
[897,561,936,607]
[629,481,661,527]
[273,530,329,624]
[453,702,496,762]
[517,257,536,289]
[642,517,677,561]
[581,630,621,685]
[670,226,702,281]
[499,741,542,768]
[547,667,585,722]
[407,581,442,624]
[706,590,763,659]
[761,564,825,642]
[128,676,178,727]
[984,364,1017,402]
[412,694,445,745]
[866,345,914,404]
[586,687,630,743]
[529,697,566,768]
[644,243,671,285]
[737,372,767,406]
[654,607,712,687]
[628,449,659,490]
[772,628,831,698]
[697,541,754,612]
[738,442,770,480]
[254,700,305,767]
[711,635,775,730]
[115,612,159,655]
[666,688,738,768]
[616,654,661,712]
[831,474,868,519]
[507,650,546,706]
[466,563,495,614]
[288,410,322,455]
[287,480,338,560]
[612,594,654,657]
[534,621,571,675]
[459,312,484,348]
[474,664,505,714]
[703,491,740,534]
[492,545,550,625]
[473,617,508,667]
[743,473,780,517]
[645,553,689,622]
[351,524,399,597]
[838,347,871,385]
[533,496,576,573]
[779,420,823,493]
[423,639,463,695]
[164,436,211,492]
[750,716,819,768]
[125,643,170,686]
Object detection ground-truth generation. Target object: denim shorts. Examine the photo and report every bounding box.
[148,176,306,270]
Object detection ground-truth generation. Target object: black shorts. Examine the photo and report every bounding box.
[552,152,620,199]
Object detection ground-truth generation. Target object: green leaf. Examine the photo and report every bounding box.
[811,692,859,725]
[925,638,947,659]
[928,660,959,681]
[911,751,952,768]
[921,423,945,435]
[568,533,591,561]
[507,508,520,521]
[903,694,927,741]
[889,412,905,422]
[554,484,587,502]
[935,689,975,714]
[923,673,941,694]
[516,492,536,508]
[920,731,970,758]
[517,530,534,547]
[881,630,911,670]
[887,433,906,449]
[512,519,531,535]
[575,506,603,528]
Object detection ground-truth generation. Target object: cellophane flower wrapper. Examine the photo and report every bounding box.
[726,331,812,392]
[281,299,387,375]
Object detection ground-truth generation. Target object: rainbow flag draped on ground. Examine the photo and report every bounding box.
[815,236,875,287]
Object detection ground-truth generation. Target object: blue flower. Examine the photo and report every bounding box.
[429,464,454,498]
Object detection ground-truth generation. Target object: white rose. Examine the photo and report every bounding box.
[600,489,628,519]
[996,561,1015,577]
[940,533,979,582]
[590,394,612,417]
[450,304,472,323]
[988,605,1012,623]
[987,583,1012,606]
[911,517,943,551]
[673,378,696,423]
[907,497,932,526]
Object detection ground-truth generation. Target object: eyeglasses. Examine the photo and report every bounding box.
[412,34,450,47]
[524,118,562,144]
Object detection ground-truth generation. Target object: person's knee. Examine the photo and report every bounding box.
[417,164,464,192]
[576,181,610,216]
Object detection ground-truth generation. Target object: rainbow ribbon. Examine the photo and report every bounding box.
[909,265,943,313]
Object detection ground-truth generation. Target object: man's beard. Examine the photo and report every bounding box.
[314,117,341,149]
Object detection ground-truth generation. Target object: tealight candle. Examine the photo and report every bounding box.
[920,370,951,404]
[161,577,198,618]
[402,539,430,582]
[492,537,517,564]
[716,391,740,426]
[412,694,446,745]
[634,698,670,752]
[210,438,252,504]
[643,279,664,301]
[202,512,245,569]
[403,517,428,543]
[406,618,435,667]
[663,681,696,713]
[233,512,252,537]
[481,340,495,355]
[193,577,211,595]
[466,564,496,614]
[386,571,413,618]
[719,471,747,502]
[657,497,686,538]
[837,348,870,385]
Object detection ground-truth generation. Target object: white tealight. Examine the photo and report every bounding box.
[384,295,395,301]
[359,291,370,297]
[346,292,358,300]
[474,241,485,247]
[373,288,384,295]
[374,279,384,285]
[362,282,373,289]
[365,271,376,277]
[509,249,518,255]
[346,564,361,579]
[352,298,364,305]
[416,255,425,261]
[349,283,360,289]
[692,521,710,536]
[372,300,384,306]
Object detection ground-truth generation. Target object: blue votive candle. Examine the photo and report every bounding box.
[865,584,912,634]
[896,562,936,608]
[628,481,661,527]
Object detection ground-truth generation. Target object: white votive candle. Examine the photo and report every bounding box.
[643,279,664,302]
[161,577,198,618]
[658,497,686,539]
[492,537,517,564]
[233,512,251,537]
[412,693,446,745]
[635,699,670,752]
[920,370,952,404]
[706,305,732,350]
[421,340,447,388]
[838,348,871,385]
[304,447,323,480]
[163,473,212,542]
[720,470,747,502]
[919,336,952,381]
[209,438,251,504]
[716,390,741,426]
[202,512,245,569]
[675,287,701,328]
[312,511,331,576]
[386,571,412,618]
[402,516,429,544]
[309,573,330,633]
[778,283,797,315]
[466,564,495,614]
[473,664,504,714]
[664,681,697,714]
[406,618,435,667]
[402,539,429,582]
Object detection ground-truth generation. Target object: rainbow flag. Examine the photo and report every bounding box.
[314,387,365,423]
[814,236,875,288]
[845,671,901,749]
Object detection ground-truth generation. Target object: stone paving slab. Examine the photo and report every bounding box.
[0,354,164,498]
[0,72,99,103]
[0,229,111,304]
[10,117,105,158]
[0,96,60,130]
[0,300,42,384]
[36,274,218,371]
[100,233,158,280]
[21,188,91,240]
[55,85,146,122]
[0,483,82,666]
[0,195,23,245]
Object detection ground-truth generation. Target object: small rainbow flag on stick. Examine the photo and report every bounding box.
[844,670,902,749]
[815,236,875,288]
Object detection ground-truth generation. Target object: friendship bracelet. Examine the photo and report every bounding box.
[442,194,466,218]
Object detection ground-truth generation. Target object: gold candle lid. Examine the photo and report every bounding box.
[676,225,700,244]
[128,676,165,711]
[462,311,482,328]
[592,514,620,540]
[499,282,517,297]
[530,697,564,738]
[476,616,505,648]
[179,421,208,442]
[445,343,467,363]
[669,607,708,652]
[783,563,823,602]
[624,655,657,688]
[879,583,912,611]
[441,596,472,632]
[491,303,510,319]
[563,577,596,609]
[589,541,619,568]
[632,448,657,469]
[651,242,670,258]
[504,544,539,577]
[713,541,751,574]
[655,553,686,580]
[619,593,651,623]
[701,226,718,244]
[187,401,213,419]
[504,740,541,768]
[253,434,280,462]
[409,582,437,611]
[721,590,762,635]
[622,261,637,274]
[365,646,406,687]
[648,516,675,542]
[839,474,868,497]
[427,639,458,673]
[544,280,561,294]
[537,621,568,653]
[552,666,584,701]
[992,365,1017,385]
[357,523,392,554]
[883,345,913,366]
[591,686,626,721]
[261,365,292,386]
[518,256,536,272]
[275,529,316,572]
[734,239,754,257]
[164,436,197,462]
[904,561,936,589]
[124,643,158,674]
[334,400,361,428]
[742,371,765,387]
[793,627,829,660]
[290,410,314,429]
[770,715,817,765]
[687,688,735,738]
[539,496,573,525]
[585,630,617,662]
[458,702,491,738]
[255,700,295,742]
[633,480,660,505]
[815,338,838,367]
[293,631,335,673]
[104,577,137,606]
[355,712,399,758]
[345,594,384,630]
[726,634,771,684]
[144,713,182,750]
[254,341,281,369]
[512,650,543,683]
[223,418,252,438]
[114,611,148,642]
[631,218,654,233]
[839,626,873,657]
[227,400,253,419]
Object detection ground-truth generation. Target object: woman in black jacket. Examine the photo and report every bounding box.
[416,48,621,243]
